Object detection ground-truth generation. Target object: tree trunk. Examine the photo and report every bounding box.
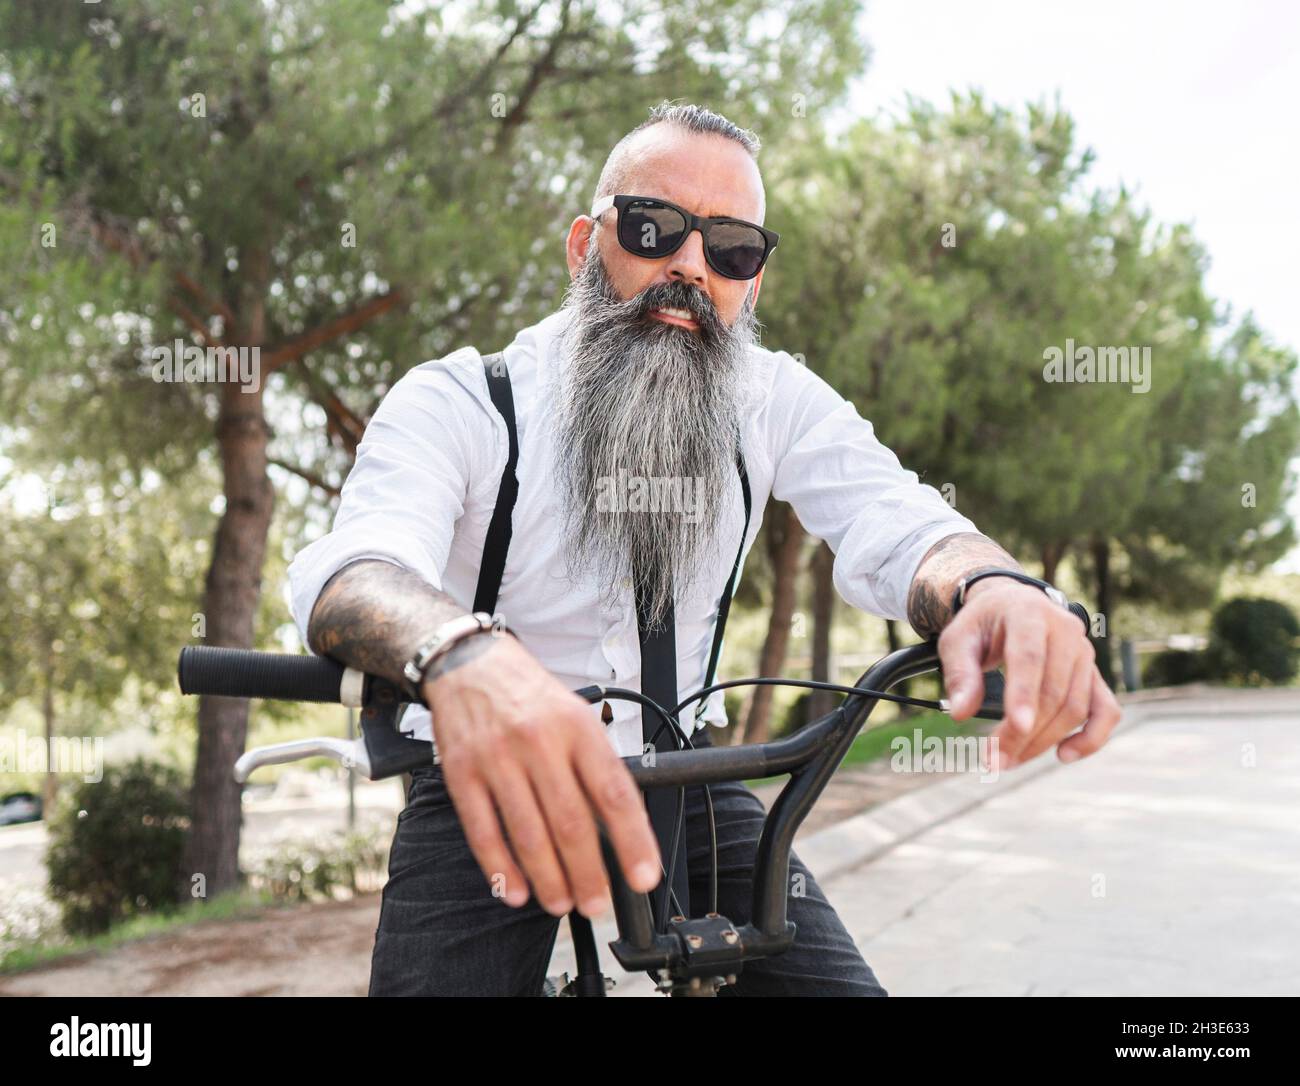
[808,541,836,723]
[42,656,57,813]
[184,290,274,898]
[885,618,916,717]
[1091,536,1115,689]
[1041,540,1067,585]
[737,503,804,745]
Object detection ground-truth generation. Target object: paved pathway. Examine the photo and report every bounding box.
[552,687,1300,996]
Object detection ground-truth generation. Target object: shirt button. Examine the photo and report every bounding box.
[621,576,632,589]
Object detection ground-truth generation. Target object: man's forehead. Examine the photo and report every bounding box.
[615,126,765,221]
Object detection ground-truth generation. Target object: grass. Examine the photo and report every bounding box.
[0,889,281,976]
[744,709,986,785]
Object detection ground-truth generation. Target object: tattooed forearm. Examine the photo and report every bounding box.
[906,532,1022,639]
[307,559,469,697]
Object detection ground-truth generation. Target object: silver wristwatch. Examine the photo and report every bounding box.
[403,611,506,687]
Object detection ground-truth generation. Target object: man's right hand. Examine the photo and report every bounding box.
[422,632,663,919]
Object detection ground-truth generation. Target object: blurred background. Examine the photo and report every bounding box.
[1,0,1297,994]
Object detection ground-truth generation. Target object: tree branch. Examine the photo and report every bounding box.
[291,359,367,455]
[268,457,340,498]
[335,2,545,174]
[260,290,407,372]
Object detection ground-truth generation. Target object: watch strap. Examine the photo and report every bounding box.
[952,569,1068,614]
[403,611,505,688]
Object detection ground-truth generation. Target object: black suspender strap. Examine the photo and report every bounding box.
[472,352,518,615]
[696,447,752,722]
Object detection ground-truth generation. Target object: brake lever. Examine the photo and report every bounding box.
[234,675,436,784]
[234,737,370,782]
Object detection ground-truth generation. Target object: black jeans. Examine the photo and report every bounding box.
[369,735,888,997]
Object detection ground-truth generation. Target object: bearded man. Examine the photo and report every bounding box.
[287,102,1120,997]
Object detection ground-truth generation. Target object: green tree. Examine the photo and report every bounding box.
[0,0,869,892]
[759,93,1298,689]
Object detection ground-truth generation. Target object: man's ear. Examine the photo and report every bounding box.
[748,267,765,310]
[565,216,596,278]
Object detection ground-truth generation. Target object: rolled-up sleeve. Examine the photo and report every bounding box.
[767,354,980,621]
[286,351,493,646]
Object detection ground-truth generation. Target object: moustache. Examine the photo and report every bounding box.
[619,280,730,342]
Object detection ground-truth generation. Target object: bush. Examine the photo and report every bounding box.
[45,759,190,936]
[774,692,812,738]
[1142,649,1211,688]
[0,886,64,965]
[244,820,390,902]
[1207,597,1300,685]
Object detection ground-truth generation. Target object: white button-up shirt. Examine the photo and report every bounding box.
[287,306,979,757]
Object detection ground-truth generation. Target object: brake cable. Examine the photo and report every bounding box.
[596,674,953,930]
[596,686,708,931]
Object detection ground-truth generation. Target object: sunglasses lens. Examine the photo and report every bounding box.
[620,199,687,256]
[708,222,768,279]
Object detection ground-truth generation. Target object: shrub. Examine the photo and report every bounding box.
[1142,649,1211,688]
[45,759,189,936]
[244,820,390,902]
[0,887,65,965]
[1207,597,1300,685]
[774,692,812,738]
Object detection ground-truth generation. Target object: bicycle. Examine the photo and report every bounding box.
[176,611,1081,996]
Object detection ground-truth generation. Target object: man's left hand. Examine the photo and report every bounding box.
[938,579,1122,769]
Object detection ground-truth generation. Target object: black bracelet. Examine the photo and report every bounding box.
[951,569,1070,616]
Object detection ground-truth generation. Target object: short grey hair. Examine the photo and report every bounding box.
[594,101,763,206]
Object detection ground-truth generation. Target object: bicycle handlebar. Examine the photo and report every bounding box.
[176,602,1090,991]
[179,645,356,705]
[174,639,1011,985]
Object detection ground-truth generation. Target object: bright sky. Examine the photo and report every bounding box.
[846,0,1299,352]
[843,0,1300,568]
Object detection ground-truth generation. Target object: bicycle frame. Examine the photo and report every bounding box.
[600,641,941,992]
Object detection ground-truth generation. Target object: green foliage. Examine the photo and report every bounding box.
[0,0,868,488]
[45,759,190,935]
[1142,649,1211,688]
[244,822,389,902]
[1206,597,1300,685]
[762,92,1300,615]
[774,690,811,738]
[0,475,211,715]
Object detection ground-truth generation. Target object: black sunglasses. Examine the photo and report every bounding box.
[590,194,779,281]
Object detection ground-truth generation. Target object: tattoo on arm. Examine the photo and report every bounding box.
[307,559,469,697]
[906,532,1021,639]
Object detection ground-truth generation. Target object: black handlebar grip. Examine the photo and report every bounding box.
[177,646,346,703]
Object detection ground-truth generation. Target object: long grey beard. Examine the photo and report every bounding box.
[553,244,760,629]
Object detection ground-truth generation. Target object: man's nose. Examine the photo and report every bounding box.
[663,228,708,287]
